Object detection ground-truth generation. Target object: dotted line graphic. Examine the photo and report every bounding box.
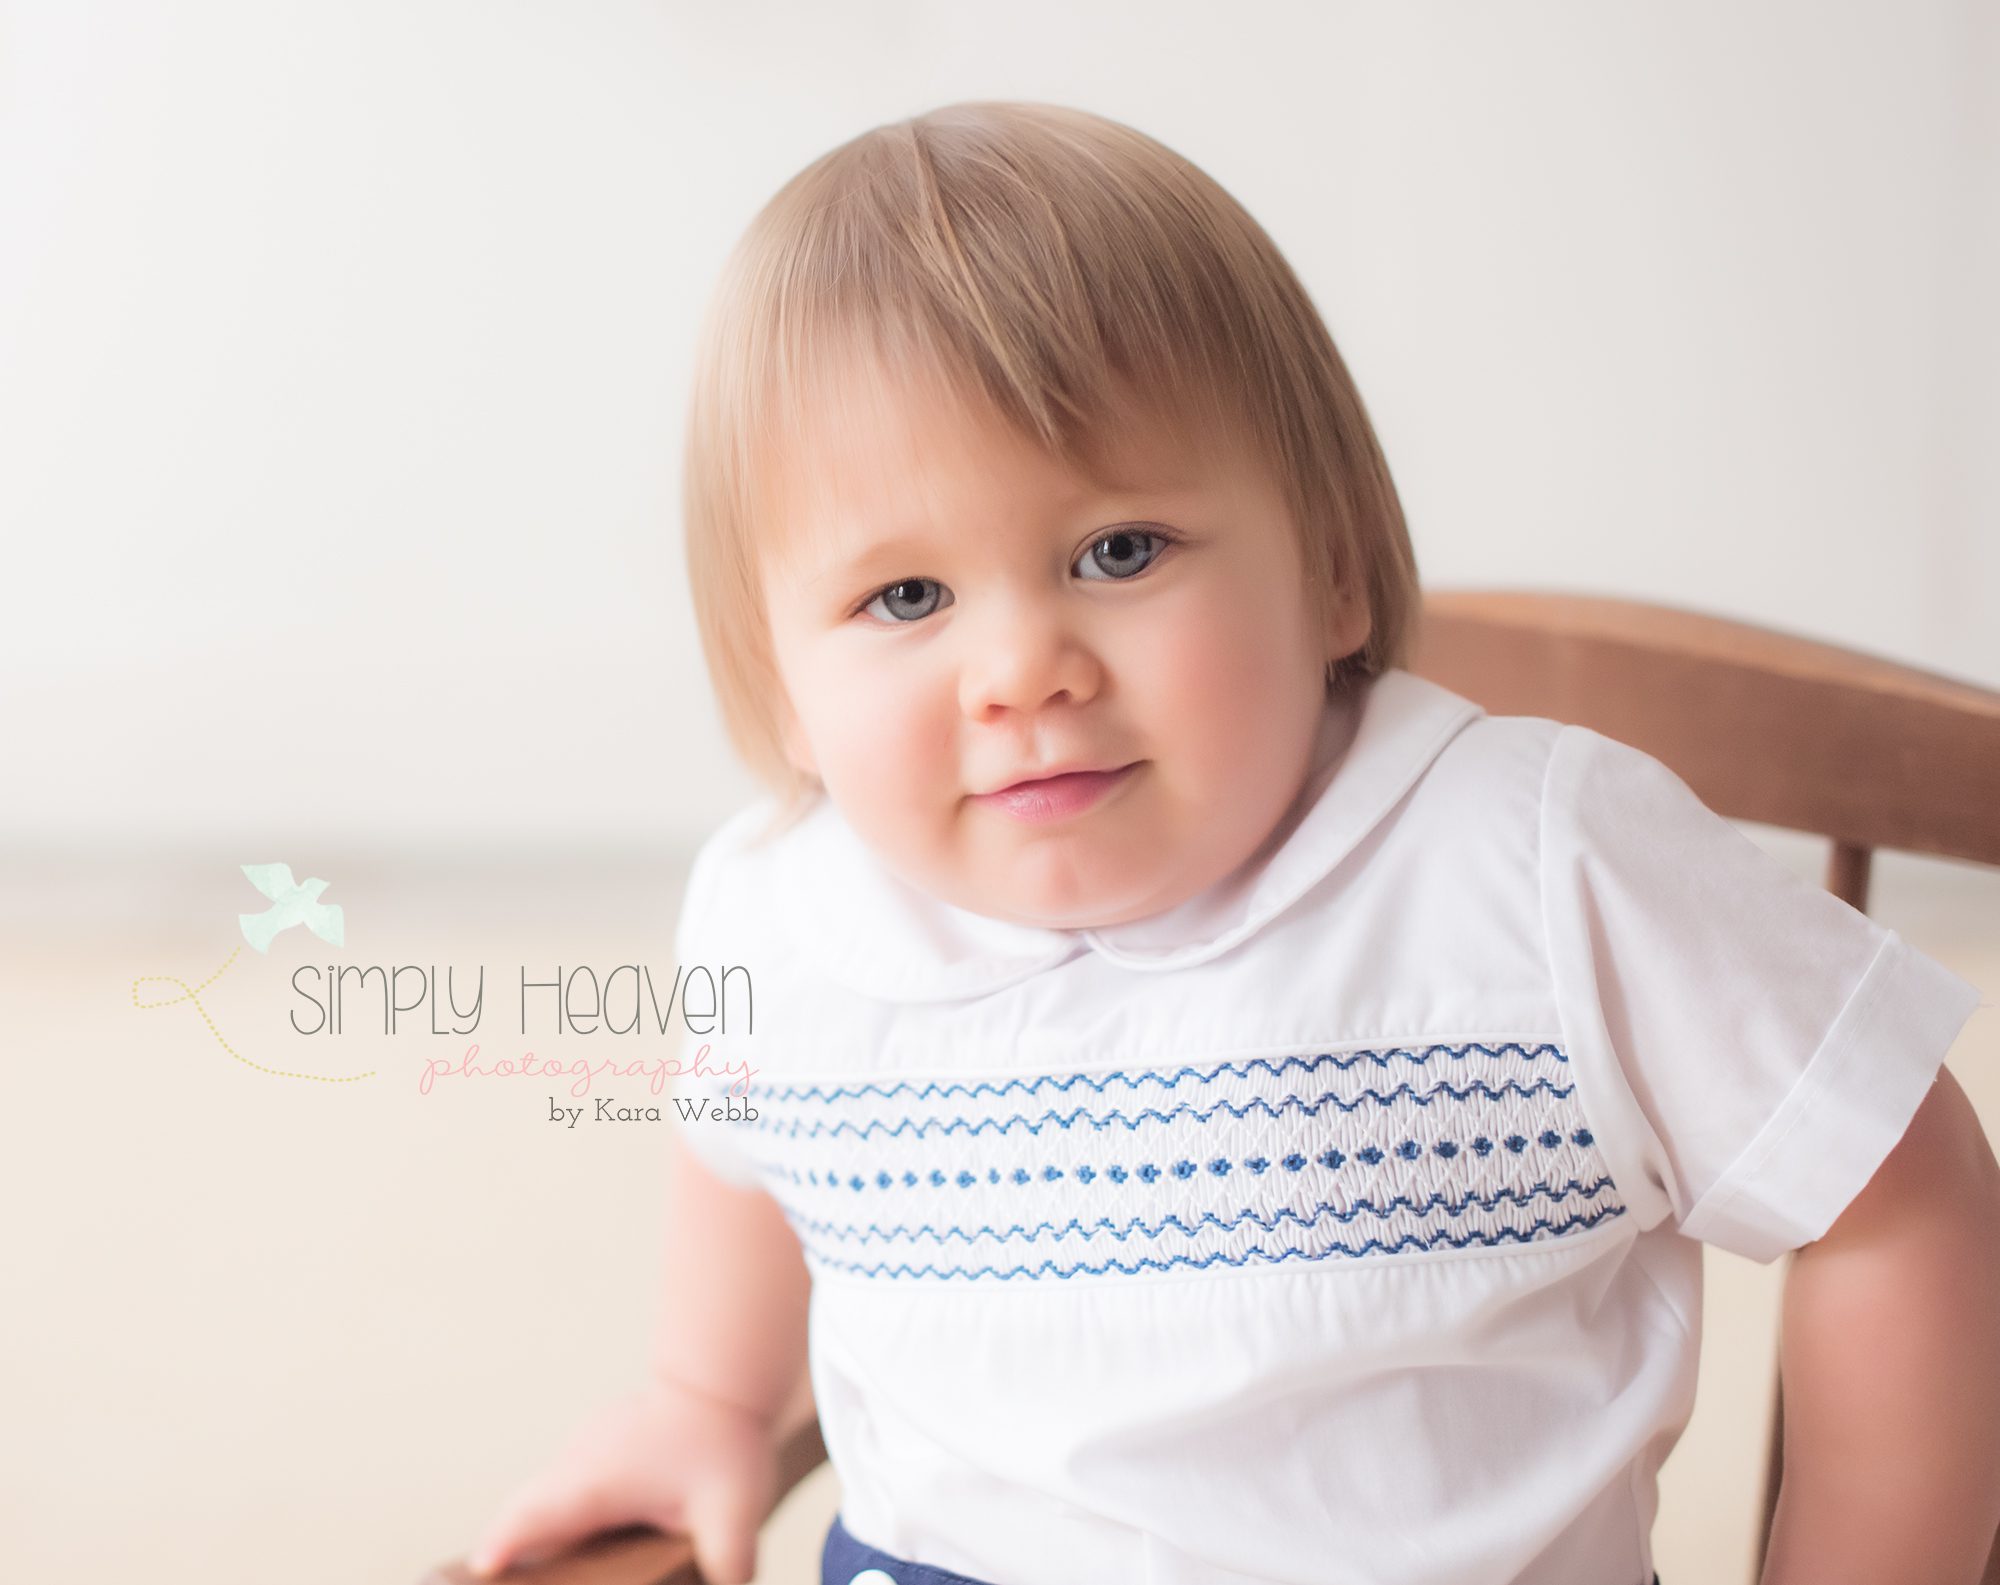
[131,945,375,1082]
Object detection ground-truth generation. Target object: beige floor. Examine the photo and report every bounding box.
[0,830,1992,1584]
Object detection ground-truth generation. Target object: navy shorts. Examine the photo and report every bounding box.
[824,1510,1661,1585]
[823,1513,996,1585]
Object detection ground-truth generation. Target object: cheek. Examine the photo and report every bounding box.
[780,638,955,802]
[1126,577,1319,759]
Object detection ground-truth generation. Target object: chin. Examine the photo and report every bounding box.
[1008,871,1169,932]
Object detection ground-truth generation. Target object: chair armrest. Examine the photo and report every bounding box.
[419,1379,829,1585]
[421,1528,700,1585]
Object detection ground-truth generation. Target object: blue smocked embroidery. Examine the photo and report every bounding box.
[791,1175,1622,1247]
[793,1127,1599,1192]
[805,1204,1630,1282]
[755,1076,1579,1146]
[760,1043,1566,1105]
[705,1042,1627,1282]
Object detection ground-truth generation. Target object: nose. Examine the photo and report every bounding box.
[957,593,1102,720]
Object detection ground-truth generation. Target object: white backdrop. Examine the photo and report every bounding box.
[4,0,1994,861]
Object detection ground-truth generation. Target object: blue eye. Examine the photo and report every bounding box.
[859,528,1170,619]
[1075,528,1167,581]
[861,577,953,624]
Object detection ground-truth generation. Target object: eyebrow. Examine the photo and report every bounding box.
[797,529,941,592]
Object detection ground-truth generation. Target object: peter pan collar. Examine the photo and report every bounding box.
[762,668,1485,1004]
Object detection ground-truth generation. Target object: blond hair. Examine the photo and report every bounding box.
[682,100,1421,832]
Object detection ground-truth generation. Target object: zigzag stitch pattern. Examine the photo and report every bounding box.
[752,1076,1577,1145]
[784,1175,1621,1247]
[807,1205,1631,1281]
[756,1042,1568,1105]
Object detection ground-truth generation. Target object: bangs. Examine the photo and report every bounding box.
[696,103,1274,566]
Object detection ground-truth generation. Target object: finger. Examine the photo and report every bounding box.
[468,1484,626,1578]
[682,1477,763,1585]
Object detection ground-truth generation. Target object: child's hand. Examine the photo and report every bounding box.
[467,1376,778,1584]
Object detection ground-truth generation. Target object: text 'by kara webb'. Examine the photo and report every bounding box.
[287,964,751,1036]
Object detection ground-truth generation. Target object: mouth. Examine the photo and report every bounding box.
[972,762,1142,825]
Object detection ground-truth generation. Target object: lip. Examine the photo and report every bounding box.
[972,762,1141,825]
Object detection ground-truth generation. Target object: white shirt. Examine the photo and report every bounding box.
[668,667,1985,1585]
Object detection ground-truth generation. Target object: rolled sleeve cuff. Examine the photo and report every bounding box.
[1679,930,1985,1265]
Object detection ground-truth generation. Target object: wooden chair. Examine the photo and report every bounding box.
[423,588,2000,1585]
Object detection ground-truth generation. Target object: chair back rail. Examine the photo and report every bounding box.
[1412,590,2000,866]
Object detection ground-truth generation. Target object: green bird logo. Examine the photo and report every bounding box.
[238,863,345,954]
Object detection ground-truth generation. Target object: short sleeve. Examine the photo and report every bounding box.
[665,816,767,1192]
[1539,723,1985,1264]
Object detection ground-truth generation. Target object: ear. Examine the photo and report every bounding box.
[776,697,818,778]
[1325,584,1373,670]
